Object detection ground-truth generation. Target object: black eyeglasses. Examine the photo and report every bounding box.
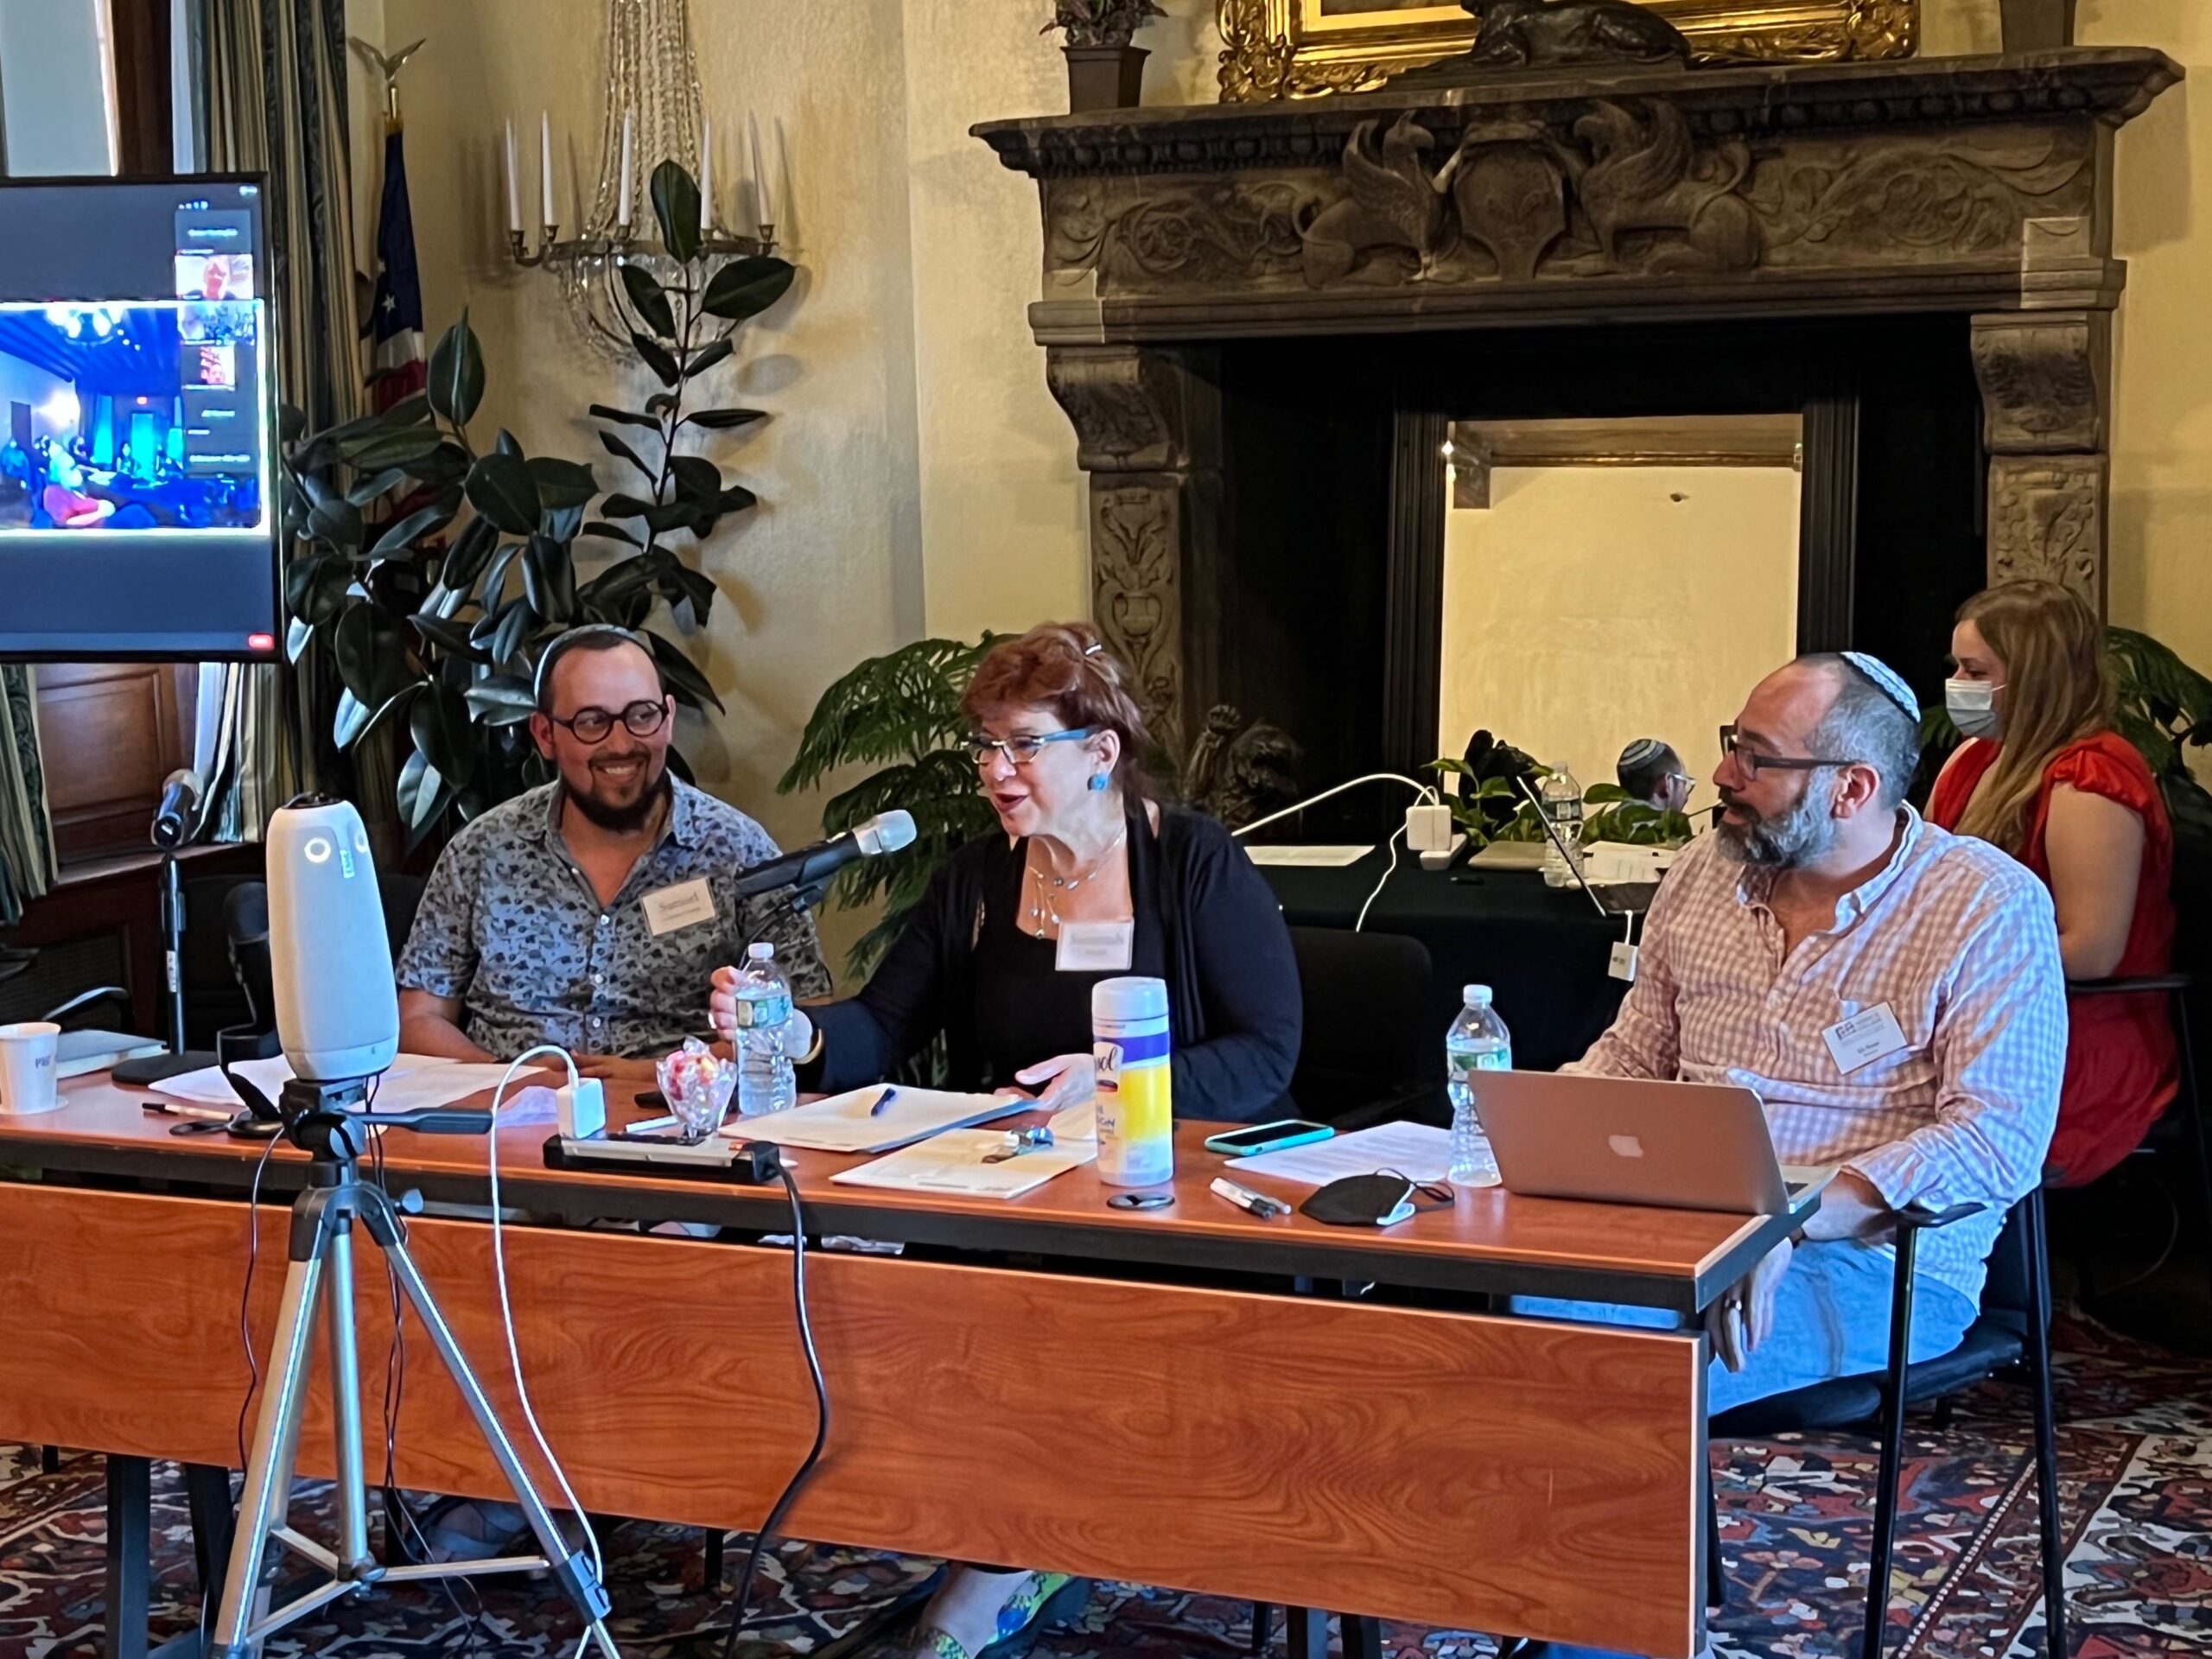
[1718,724,1856,779]
[548,700,669,745]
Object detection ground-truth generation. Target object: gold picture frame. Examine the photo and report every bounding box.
[1217,0,1919,101]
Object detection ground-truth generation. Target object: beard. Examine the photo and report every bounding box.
[565,753,671,834]
[1714,779,1838,869]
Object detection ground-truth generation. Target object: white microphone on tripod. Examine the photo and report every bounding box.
[267,796,399,1083]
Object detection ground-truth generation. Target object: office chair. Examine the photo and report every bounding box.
[1284,925,1436,1126]
[2067,973,2212,1300]
[1709,1186,2063,1659]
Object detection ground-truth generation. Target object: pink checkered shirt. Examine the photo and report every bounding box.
[1573,808,2065,1307]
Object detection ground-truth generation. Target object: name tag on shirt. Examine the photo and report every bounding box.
[1057,919,1135,973]
[1822,1002,1909,1074]
[641,878,716,937]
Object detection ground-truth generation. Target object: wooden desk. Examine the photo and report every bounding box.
[0,1076,1816,1658]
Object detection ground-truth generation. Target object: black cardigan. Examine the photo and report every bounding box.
[808,805,1300,1122]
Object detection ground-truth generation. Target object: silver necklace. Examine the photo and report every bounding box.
[1026,825,1127,938]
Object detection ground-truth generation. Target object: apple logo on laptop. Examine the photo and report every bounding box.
[1608,1134,1646,1160]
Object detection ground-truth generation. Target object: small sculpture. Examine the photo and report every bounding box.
[1185,703,1301,829]
[1461,0,1691,70]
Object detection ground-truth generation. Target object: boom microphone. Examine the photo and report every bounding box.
[734,810,918,897]
[151,767,206,850]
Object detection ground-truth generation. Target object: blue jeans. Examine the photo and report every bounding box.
[1511,1237,1979,1417]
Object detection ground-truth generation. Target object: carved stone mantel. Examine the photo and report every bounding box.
[978,48,2179,740]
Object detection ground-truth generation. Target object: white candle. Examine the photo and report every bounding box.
[503,118,521,232]
[540,112,555,227]
[617,107,635,228]
[749,112,773,229]
[698,116,714,229]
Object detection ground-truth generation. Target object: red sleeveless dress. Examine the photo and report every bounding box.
[1929,732,2178,1185]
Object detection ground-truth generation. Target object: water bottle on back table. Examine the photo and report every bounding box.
[732,941,797,1116]
[1446,985,1510,1186]
[1539,766,1584,888]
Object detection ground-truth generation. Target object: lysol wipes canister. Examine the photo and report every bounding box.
[1093,976,1173,1186]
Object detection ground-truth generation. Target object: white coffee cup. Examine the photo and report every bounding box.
[0,1020,63,1115]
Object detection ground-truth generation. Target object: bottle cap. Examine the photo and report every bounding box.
[1093,975,1169,1023]
[1464,984,1492,1007]
[747,942,775,960]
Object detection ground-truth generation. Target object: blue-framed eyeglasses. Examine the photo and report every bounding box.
[966,728,1097,768]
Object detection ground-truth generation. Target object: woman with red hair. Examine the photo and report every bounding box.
[713,621,1300,1658]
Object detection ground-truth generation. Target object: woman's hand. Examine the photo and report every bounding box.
[709,965,815,1058]
[1003,1052,1096,1113]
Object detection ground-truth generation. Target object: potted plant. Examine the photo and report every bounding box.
[1044,0,1166,114]
[282,161,796,845]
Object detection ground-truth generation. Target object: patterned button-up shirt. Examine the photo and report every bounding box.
[1572,807,2064,1308]
[396,779,832,1060]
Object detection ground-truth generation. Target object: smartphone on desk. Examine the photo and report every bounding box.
[1203,1119,1336,1157]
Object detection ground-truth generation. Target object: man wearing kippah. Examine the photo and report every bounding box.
[1517,653,2063,1609]
[1616,737,1694,814]
[396,625,830,1086]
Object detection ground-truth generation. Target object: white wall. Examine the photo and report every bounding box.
[1440,466,1801,796]
[0,0,114,176]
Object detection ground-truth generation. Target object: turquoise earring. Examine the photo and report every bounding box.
[1088,772,1109,792]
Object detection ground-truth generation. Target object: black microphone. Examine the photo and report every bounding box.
[151,767,206,851]
[734,810,918,897]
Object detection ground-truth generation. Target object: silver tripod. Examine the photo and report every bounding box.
[207,1079,618,1659]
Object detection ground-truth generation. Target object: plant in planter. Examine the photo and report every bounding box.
[282,161,795,844]
[779,635,1003,976]
[1044,0,1166,113]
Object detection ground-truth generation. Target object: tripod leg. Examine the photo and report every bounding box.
[372,1217,615,1651]
[322,1224,376,1581]
[207,1252,324,1659]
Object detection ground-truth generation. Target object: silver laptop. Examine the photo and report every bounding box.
[1475,1071,1830,1217]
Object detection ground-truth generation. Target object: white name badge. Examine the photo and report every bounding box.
[640,877,717,937]
[1822,1002,1910,1075]
[1057,919,1135,973]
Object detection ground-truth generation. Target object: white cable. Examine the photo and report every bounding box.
[1353,825,1406,933]
[1230,772,1439,838]
[482,1043,610,1627]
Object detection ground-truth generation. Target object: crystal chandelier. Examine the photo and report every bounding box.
[505,0,776,357]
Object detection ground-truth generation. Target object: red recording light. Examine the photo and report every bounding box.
[247,632,276,652]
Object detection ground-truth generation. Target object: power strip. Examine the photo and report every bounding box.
[543,1134,784,1185]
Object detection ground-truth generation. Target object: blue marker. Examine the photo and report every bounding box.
[868,1085,899,1116]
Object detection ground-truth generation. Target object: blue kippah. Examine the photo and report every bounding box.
[1839,651,1920,722]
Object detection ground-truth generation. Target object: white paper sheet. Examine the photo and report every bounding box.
[1226,1120,1452,1186]
[1239,844,1374,868]
[152,1054,521,1111]
[724,1084,1027,1154]
[830,1128,1097,1199]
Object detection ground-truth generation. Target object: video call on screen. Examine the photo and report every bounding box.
[0,179,279,661]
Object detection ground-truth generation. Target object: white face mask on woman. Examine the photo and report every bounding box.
[1944,677,2005,740]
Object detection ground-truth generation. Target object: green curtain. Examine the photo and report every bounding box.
[194,0,362,839]
[0,666,58,926]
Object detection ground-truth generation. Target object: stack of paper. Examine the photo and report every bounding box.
[1226,1120,1452,1185]
[830,1128,1096,1199]
[724,1084,1027,1154]
[152,1054,525,1114]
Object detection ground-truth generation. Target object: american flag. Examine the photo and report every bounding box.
[367,125,425,410]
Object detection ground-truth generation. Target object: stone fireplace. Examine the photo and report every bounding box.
[976,47,2180,786]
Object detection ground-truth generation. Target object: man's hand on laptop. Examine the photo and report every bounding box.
[1707,1236,1794,1372]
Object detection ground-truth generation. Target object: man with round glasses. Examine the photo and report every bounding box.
[1512,653,2064,1553]
[397,625,830,1079]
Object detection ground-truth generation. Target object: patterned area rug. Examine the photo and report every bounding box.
[1,1319,2204,1659]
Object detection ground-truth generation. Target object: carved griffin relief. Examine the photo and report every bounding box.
[1299,103,1760,287]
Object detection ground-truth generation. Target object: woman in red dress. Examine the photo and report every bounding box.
[1929,579,2178,1185]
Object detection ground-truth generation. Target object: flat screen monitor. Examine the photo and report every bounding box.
[0,175,279,661]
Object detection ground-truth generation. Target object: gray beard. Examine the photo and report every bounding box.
[1713,783,1839,870]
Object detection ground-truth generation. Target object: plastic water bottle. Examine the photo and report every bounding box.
[1539,766,1585,888]
[733,942,796,1116]
[1445,985,1510,1186]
